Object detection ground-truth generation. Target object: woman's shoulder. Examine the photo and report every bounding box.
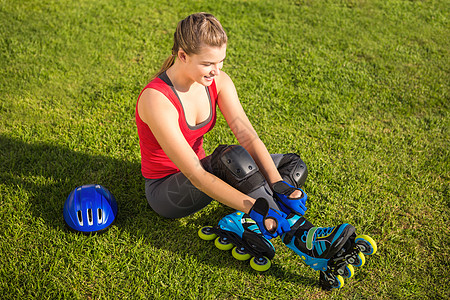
[215,70,235,93]
[138,86,178,124]
[139,86,176,111]
[139,75,175,105]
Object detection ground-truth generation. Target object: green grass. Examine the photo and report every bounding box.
[1,0,448,299]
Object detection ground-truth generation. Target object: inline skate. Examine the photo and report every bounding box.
[319,232,377,290]
[198,211,275,271]
[282,214,377,289]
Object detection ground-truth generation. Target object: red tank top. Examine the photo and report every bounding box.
[135,73,217,179]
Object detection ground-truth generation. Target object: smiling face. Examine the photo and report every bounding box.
[183,44,227,86]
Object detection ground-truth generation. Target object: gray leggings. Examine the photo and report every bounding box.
[145,154,287,219]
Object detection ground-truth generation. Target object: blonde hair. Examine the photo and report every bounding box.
[152,13,228,80]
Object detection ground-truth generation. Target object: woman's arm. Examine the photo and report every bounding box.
[216,72,303,200]
[138,88,257,213]
[216,72,284,187]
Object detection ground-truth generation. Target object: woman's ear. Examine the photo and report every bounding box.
[177,49,188,63]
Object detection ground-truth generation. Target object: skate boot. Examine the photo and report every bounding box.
[273,180,377,289]
[281,214,356,289]
[198,211,275,271]
[282,214,377,290]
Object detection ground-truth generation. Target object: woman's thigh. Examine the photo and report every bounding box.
[145,157,213,219]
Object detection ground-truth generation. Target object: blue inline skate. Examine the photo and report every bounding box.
[274,180,377,289]
[198,211,275,271]
[319,231,378,290]
[282,214,377,290]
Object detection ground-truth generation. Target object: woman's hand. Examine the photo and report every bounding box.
[272,181,308,216]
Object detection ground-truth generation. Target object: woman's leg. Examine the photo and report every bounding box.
[145,148,308,218]
[145,157,213,219]
[210,145,307,210]
[272,153,308,188]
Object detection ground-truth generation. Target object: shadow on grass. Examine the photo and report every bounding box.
[0,134,316,286]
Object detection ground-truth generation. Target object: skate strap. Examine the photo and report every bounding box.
[283,215,306,244]
[306,227,319,250]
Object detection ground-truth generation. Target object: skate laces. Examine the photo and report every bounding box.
[300,226,336,253]
[315,227,335,239]
[300,227,335,243]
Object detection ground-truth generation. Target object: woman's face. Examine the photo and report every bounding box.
[184,44,227,86]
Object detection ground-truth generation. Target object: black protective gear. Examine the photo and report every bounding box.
[276,153,308,188]
[211,145,265,194]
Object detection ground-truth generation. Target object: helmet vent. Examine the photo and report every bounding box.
[77,210,83,226]
[97,208,103,223]
[87,209,93,225]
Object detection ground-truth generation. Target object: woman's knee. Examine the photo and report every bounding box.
[210,144,266,194]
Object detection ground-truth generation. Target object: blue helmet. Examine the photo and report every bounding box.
[63,184,118,233]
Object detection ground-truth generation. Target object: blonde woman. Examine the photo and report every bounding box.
[135,13,376,290]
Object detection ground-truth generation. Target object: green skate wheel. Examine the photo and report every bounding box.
[250,256,271,272]
[232,247,251,261]
[355,234,378,255]
[198,226,217,241]
[215,236,234,251]
[348,252,366,267]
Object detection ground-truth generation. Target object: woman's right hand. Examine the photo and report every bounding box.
[249,198,291,239]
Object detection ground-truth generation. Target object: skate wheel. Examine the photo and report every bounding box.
[232,247,251,261]
[320,272,345,290]
[333,275,345,289]
[348,252,366,267]
[341,264,354,278]
[355,234,378,255]
[215,236,234,251]
[198,226,217,241]
[250,256,271,272]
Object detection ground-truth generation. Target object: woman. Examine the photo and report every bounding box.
[136,13,375,290]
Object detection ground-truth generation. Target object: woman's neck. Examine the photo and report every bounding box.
[166,63,196,93]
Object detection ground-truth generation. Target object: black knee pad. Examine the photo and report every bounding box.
[211,145,265,194]
[277,153,308,188]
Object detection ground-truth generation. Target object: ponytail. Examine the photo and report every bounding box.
[151,54,175,81]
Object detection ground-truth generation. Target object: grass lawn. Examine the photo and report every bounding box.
[0,0,448,299]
